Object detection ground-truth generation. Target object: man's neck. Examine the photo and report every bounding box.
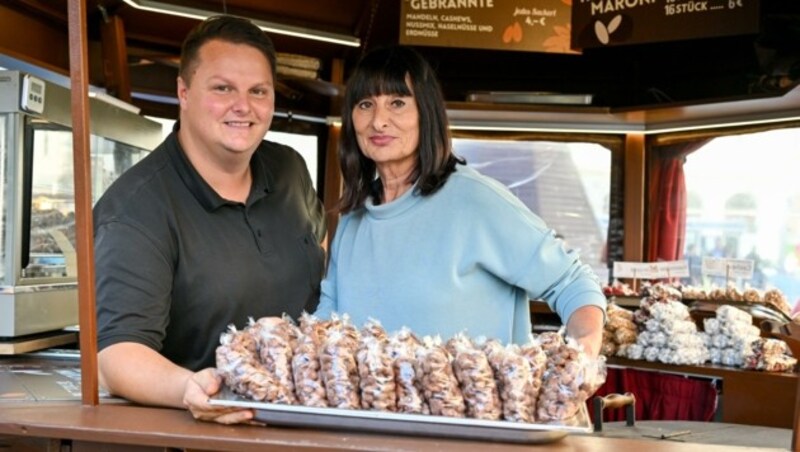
[177,130,253,203]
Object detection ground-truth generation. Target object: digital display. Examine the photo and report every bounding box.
[21,75,45,114]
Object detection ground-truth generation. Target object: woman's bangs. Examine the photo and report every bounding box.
[350,64,412,101]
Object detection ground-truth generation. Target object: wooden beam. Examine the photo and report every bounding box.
[622,133,645,263]
[133,97,179,120]
[100,14,132,102]
[67,0,99,406]
[0,3,69,72]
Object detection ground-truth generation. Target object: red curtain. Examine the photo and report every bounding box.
[646,140,709,263]
[649,158,686,261]
[588,368,719,424]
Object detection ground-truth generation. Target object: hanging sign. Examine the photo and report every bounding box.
[400,0,578,54]
[701,257,754,279]
[571,0,759,49]
[613,260,689,279]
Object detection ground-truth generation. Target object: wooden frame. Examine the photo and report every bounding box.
[67,0,98,406]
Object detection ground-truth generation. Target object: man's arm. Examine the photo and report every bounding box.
[99,342,254,424]
[99,342,191,407]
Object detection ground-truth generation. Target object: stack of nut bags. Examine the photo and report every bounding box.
[763,287,793,318]
[478,337,537,423]
[319,313,361,409]
[446,334,502,420]
[356,319,398,411]
[600,303,638,358]
[743,337,797,372]
[216,316,300,404]
[627,284,709,365]
[292,313,328,407]
[535,332,607,422]
[702,305,761,367]
[387,327,429,414]
[415,336,466,417]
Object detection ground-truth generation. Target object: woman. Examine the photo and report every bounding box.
[316,46,605,356]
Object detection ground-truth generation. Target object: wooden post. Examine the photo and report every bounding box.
[67,0,99,406]
[322,58,345,244]
[100,15,132,102]
[623,133,645,263]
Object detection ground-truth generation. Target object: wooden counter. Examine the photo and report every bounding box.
[3,344,794,449]
[1,354,789,450]
[0,402,771,451]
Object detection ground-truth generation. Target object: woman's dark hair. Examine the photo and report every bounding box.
[179,15,276,85]
[338,45,463,213]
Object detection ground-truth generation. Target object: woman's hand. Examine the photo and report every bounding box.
[566,305,605,358]
[183,368,257,425]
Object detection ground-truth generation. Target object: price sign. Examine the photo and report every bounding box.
[701,258,754,279]
[572,0,758,49]
[613,261,689,279]
[400,0,577,54]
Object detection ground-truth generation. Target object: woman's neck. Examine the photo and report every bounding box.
[378,167,415,204]
[381,181,412,204]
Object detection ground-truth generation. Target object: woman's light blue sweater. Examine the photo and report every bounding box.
[316,164,606,344]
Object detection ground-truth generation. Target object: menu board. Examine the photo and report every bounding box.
[571,0,759,49]
[399,0,578,54]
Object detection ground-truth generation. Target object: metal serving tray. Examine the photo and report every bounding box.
[210,388,591,444]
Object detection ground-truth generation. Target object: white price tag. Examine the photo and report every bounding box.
[661,260,690,278]
[613,261,688,279]
[701,257,754,279]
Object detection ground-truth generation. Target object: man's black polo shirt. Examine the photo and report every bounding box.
[94,130,326,370]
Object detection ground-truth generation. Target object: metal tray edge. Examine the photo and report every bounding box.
[210,388,591,444]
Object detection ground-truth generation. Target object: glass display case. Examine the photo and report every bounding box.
[0,70,162,337]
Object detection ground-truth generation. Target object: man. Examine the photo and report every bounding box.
[94,16,325,424]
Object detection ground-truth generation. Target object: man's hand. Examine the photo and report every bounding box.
[99,343,256,425]
[183,368,256,425]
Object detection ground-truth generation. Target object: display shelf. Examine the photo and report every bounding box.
[0,331,77,355]
[606,357,796,428]
[686,299,791,323]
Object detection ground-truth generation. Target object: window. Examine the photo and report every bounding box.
[24,122,148,280]
[683,126,800,308]
[453,138,612,283]
[268,131,318,191]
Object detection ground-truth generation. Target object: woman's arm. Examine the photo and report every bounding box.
[565,305,605,357]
